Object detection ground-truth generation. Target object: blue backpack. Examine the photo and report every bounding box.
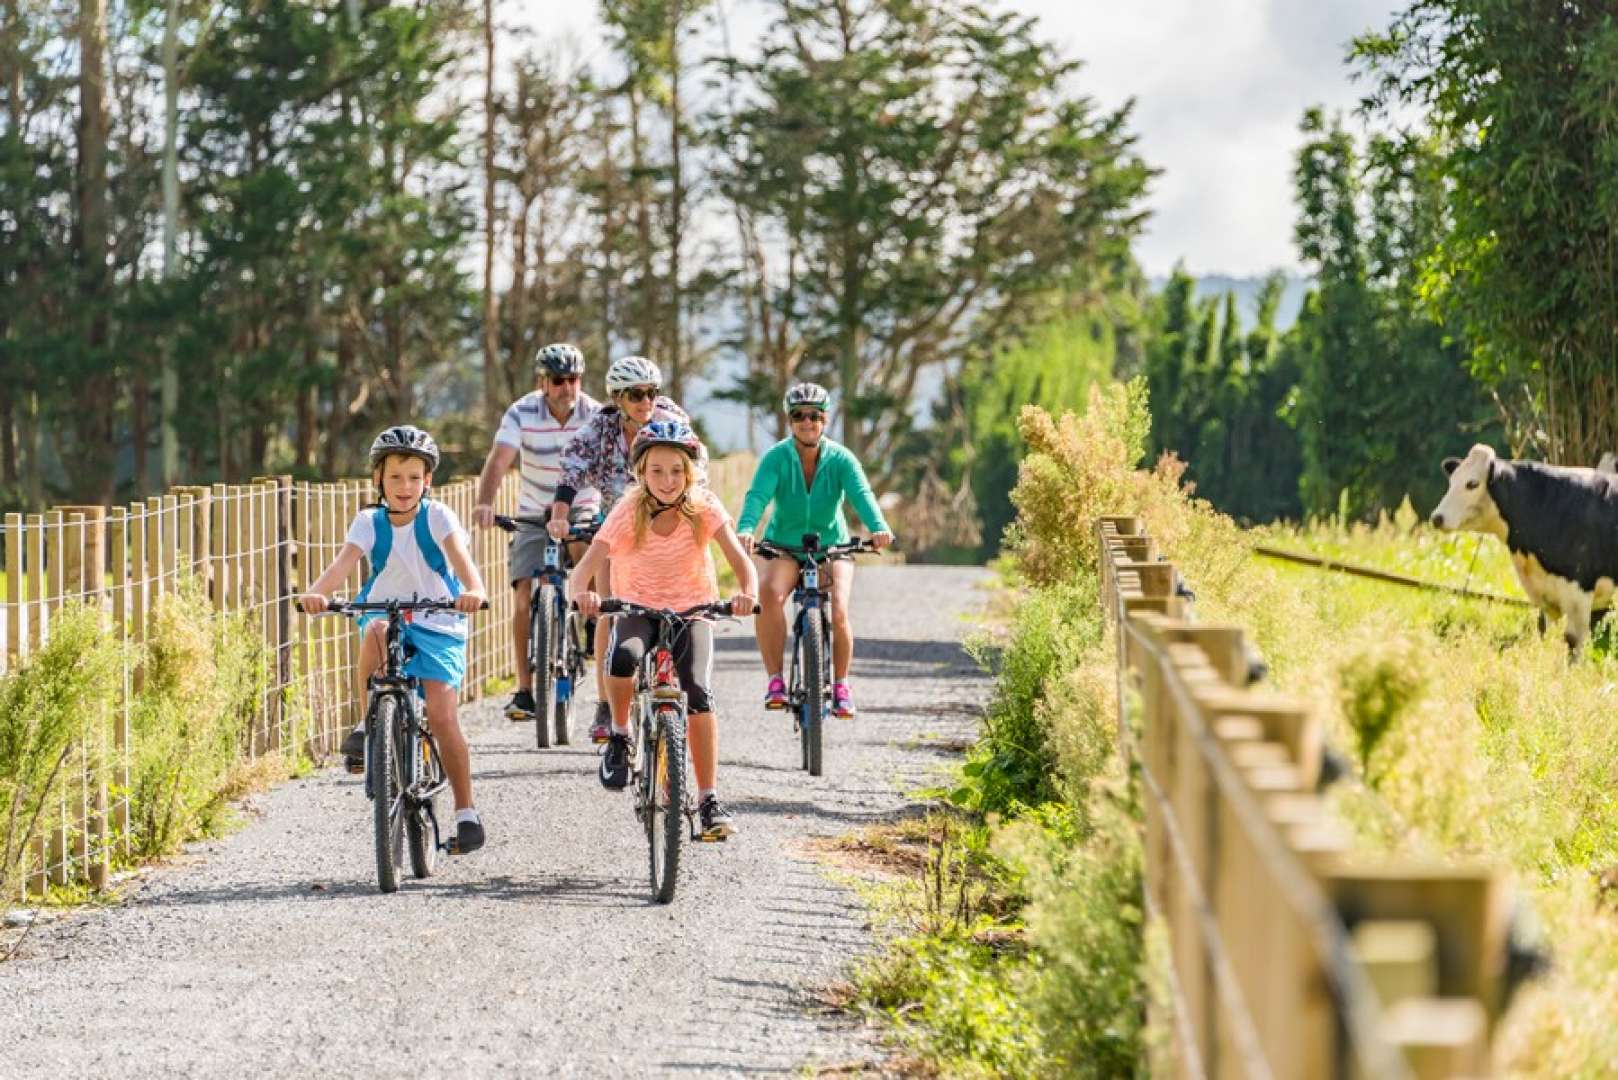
[356,500,461,603]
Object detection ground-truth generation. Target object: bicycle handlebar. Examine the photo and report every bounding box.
[492,514,598,542]
[319,597,489,615]
[578,599,760,620]
[755,536,885,561]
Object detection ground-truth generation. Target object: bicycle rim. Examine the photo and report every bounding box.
[406,726,438,879]
[370,695,405,893]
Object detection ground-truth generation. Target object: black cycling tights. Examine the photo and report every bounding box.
[606,615,716,714]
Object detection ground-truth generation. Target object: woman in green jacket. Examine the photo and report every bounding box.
[736,383,895,717]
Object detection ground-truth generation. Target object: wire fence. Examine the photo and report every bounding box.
[1,456,757,902]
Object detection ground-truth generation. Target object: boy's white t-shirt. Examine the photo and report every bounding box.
[343,500,469,639]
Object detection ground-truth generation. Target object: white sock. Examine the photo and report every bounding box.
[455,808,481,826]
[612,722,631,736]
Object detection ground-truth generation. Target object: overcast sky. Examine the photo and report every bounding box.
[537,0,1404,280]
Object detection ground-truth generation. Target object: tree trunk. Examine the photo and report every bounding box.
[835,1,862,456]
[131,374,148,494]
[75,0,114,504]
[666,0,685,399]
[160,0,180,487]
[628,85,656,360]
[480,0,501,426]
[0,395,16,490]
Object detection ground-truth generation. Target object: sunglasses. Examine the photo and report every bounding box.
[547,374,580,385]
[619,386,658,403]
[789,410,826,423]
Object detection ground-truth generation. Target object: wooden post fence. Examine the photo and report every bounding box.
[1098,515,1517,1079]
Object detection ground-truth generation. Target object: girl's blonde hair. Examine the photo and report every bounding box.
[629,446,708,546]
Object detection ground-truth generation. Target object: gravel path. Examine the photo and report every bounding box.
[0,564,992,1078]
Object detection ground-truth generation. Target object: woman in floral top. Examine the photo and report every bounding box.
[547,354,703,740]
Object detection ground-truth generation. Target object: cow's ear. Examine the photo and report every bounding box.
[1442,457,1461,476]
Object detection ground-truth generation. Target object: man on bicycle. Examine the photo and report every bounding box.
[736,382,894,719]
[472,343,602,723]
[547,355,703,742]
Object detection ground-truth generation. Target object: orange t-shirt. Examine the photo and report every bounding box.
[596,488,730,611]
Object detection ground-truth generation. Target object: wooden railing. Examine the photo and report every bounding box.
[0,455,756,901]
[1098,515,1520,1080]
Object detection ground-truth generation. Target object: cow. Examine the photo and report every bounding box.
[1430,443,1618,655]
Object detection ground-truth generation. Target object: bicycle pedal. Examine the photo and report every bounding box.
[697,829,731,843]
[344,757,364,776]
[505,709,532,722]
[443,837,460,855]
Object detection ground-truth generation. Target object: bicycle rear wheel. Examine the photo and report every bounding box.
[647,704,687,903]
[370,695,406,893]
[800,606,826,777]
[553,604,578,746]
[406,727,440,879]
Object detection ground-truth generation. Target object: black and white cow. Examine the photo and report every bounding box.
[1430,443,1618,654]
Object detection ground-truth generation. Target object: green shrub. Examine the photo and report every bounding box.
[1338,641,1425,788]
[0,604,125,897]
[128,579,265,858]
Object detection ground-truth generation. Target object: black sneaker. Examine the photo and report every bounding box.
[455,815,486,854]
[590,701,612,744]
[599,733,631,790]
[339,724,366,773]
[698,794,736,839]
[506,688,536,721]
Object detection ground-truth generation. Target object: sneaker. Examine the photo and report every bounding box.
[698,794,736,839]
[599,732,631,790]
[339,723,366,772]
[505,688,535,721]
[763,674,788,711]
[455,815,486,854]
[831,682,856,719]
[590,701,612,744]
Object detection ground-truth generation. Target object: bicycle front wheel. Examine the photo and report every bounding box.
[800,606,826,777]
[532,584,557,749]
[647,704,687,904]
[370,695,406,893]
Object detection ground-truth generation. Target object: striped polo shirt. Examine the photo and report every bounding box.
[495,391,603,515]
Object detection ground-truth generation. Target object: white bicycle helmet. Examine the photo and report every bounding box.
[605,355,663,393]
[783,382,831,412]
[368,424,440,471]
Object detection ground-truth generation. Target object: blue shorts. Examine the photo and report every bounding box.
[357,617,466,691]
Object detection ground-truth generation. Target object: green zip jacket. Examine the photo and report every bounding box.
[736,436,890,546]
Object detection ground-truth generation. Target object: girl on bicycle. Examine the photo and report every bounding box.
[299,425,491,854]
[568,420,758,839]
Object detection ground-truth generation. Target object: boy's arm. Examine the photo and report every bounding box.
[300,543,365,613]
[443,531,487,612]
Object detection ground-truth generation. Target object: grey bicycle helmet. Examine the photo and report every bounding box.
[536,342,585,377]
[605,355,663,393]
[368,424,440,471]
[783,382,831,412]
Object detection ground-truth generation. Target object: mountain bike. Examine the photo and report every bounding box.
[321,598,484,894]
[495,514,597,749]
[756,534,881,777]
[590,598,751,903]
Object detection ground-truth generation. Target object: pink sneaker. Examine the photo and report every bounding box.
[831,682,856,719]
[764,675,788,710]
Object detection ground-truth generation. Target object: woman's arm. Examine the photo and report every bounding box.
[735,447,780,549]
[841,451,894,547]
[299,543,365,613]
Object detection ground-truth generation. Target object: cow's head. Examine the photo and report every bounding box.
[1430,443,1506,536]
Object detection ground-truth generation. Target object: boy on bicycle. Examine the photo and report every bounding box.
[300,425,491,855]
[736,383,894,719]
[568,421,757,838]
[471,343,602,723]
